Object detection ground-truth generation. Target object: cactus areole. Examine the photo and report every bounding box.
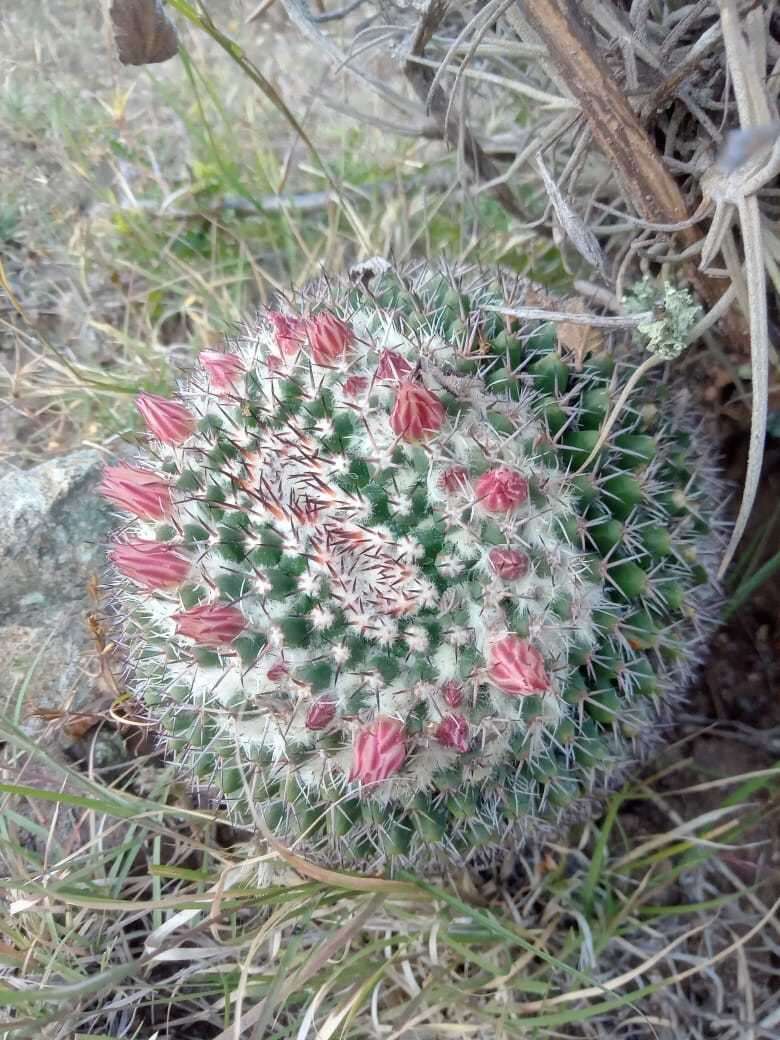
[104,262,724,873]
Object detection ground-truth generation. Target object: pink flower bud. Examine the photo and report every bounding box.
[342,374,369,398]
[440,465,469,493]
[199,350,245,394]
[441,679,463,708]
[350,716,406,786]
[474,467,529,513]
[267,662,289,682]
[136,393,195,445]
[376,349,413,382]
[488,548,529,580]
[110,540,190,589]
[305,696,337,731]
[390,381,445,442]
[268,312,306,356]
[488,635,549,696]
[307,312,353,365]
[172,604,247,647]
[99,464,172,521]
[435,714,470,752]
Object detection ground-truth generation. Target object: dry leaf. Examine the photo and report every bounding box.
[110,0,178,66]
[64,713,106,739]
[556,296,605,370]
[536,157,605,274]
[26,709,106,739]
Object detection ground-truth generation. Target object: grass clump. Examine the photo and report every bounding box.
[1,710,778,1038]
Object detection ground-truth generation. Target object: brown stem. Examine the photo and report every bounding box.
[517,0,749,348]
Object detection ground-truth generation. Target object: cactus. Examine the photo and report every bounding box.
[102,261,725,873]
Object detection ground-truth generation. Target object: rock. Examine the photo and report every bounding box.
[0,449,110,623]
[2,615,95,720]
[0,450,113,741]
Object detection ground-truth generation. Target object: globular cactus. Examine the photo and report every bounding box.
[102,261,725,873]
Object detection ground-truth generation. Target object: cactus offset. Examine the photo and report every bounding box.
[104,262,725,872]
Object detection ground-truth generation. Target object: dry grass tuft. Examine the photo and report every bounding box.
[2,706,778,1038]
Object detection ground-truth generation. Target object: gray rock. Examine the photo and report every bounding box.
[0,449,110,624]
[2,613,98,721]
[0,450,113,738]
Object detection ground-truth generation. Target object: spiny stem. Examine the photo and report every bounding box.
[576,354,665,474]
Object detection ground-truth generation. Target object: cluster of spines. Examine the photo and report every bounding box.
[101,261,725,872]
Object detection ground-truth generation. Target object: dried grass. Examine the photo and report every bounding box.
[1,706,778,1038]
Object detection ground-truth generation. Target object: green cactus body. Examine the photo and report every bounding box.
[105,261,725,873]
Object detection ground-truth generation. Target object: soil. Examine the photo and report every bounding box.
[683,431,780,774]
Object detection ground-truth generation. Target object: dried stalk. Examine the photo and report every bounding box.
[513,0,748,349]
